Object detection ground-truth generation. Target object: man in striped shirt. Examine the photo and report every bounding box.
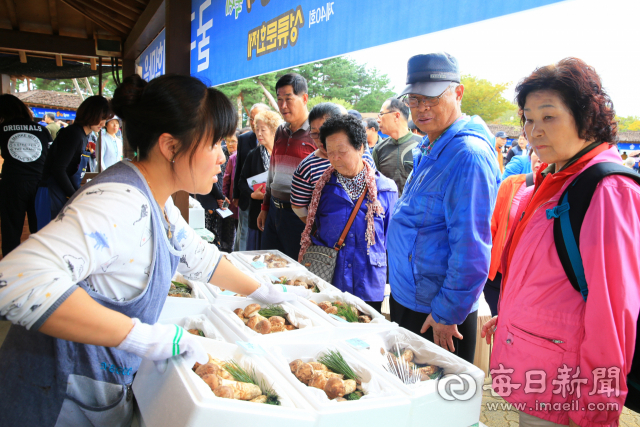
[257,73,316,259]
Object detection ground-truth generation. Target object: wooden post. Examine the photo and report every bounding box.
[55,54,63,66]
[98,57,102,96]
[83,77,94,95]
[90,57,97,70]
[18,50,27,63]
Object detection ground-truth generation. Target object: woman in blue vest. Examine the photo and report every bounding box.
[0,74,308,426]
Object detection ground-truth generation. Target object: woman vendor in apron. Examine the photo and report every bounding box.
[35,96,111,229]
[0,74,310,427]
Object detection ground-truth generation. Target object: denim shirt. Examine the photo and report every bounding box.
[387,115,500,324]
[312,171,398,301]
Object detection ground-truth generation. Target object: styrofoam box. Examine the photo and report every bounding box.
[188,207,205,229]
[254,269,342,295]
[264,338,412,427]
[231,250,305,274]
[341,328,485,427]
[133,339,317,427]
[299,291,393,329]
[167,278,216,303]
[208,297,332,345]
[157,298,239,343]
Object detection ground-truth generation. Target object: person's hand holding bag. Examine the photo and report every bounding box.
[116,318,208,372]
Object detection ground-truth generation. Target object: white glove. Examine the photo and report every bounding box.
[116,318,208,372]
[248,282,312,304]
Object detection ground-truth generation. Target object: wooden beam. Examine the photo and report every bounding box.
[83,77,94,95]
[123,0,164,59]
[109,0,145,15]
[165,0,190,75]
[48,0,59,35]
[4,0,19,31]
[64,0,134,31]
[59,0,126,37]
[72,78,84,100]
[55,55,63,66]
[94,0,139,22]
[18,50,27,63]
[0,30,97,56]
[85,17,94,38]
[90,57,97,70]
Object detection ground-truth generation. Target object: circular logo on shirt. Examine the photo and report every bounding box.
[8,133,42,162]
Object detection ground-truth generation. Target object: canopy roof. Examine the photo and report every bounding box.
[15,89,83,110]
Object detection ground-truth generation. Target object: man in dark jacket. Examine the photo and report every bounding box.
[373,97,422,196]
[233,103,270,251]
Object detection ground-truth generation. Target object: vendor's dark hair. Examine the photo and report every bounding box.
[0,94,33,122]
[309,102,342,123]
[111,74,236,162]
[74,95,112,127]
[319,114,366,151]
[275,73,308,95]
[365,118,379,131]
[515,57,617,144]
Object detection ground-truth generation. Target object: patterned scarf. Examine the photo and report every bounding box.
[299,161,384,262]
[336,168,367,200]
[259,145,270,171]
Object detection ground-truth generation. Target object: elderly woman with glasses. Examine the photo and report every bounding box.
[290,103,376,223]
[299,114,397,312]
[482,58,640,426]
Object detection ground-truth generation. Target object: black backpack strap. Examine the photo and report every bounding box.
[525,172,534,187]
[548,162,640,299]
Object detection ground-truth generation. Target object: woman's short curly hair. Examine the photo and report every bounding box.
[515,57,617,144]
[319,114,367,151]
[254,110,283,134]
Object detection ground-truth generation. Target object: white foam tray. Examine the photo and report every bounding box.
[167,277,216,303]
[264,337,412,426]
[133,338,316,427]
[208,297,332,346]
[299,291,393,329]
[254,269,342,295]
[230,250,305,275]
[341,328,484,427]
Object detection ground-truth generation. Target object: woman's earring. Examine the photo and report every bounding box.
[171,154,175,163]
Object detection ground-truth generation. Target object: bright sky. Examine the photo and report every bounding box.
[347,0,639,117]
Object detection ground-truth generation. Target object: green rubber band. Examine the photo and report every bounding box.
[172,325,183,356]
[281,284,287,292]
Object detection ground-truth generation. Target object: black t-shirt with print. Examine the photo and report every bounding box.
[0,118,51,178]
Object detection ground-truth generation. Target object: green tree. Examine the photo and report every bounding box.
[460,75,513,123]
[30,74,118,97]
[307,96,353,110]
[216,56,396,125]
[616,115,640,132]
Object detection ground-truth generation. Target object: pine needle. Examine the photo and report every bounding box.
[224,360,256,384]
[345,391,362,400]
[171,281,190,289]
[260,379,281,406]
[334,303,359,323]
[259,304,288,318]
[318,350,359,381]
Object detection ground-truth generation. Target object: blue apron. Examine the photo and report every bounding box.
[35,152,91,230]
[0,161,182,426]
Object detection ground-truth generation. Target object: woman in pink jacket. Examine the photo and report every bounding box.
[482,58,640,427]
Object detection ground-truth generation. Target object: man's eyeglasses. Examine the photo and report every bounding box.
[310,132,320,139]
[378,111,396,118]
[403,86,455,109]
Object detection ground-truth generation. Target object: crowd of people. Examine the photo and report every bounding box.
[0,51,638,427]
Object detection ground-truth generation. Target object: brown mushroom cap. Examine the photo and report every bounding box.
[233,308,245,319]
[308,372,329,390]
[284,324,296,330]
[324,377,346,399]
[325,306,338,315]
[269,316,285,327]
[318,302,332,311]
[201,373,221,391]
[195,363,220,378]
[213,385,234,399]
[358,315,372,323]
[289,359,304,374]
[255,319,272,335]
[244,304,261,317]
[295,363,315,384]
[247,314,266,330]
[308,362,328,371]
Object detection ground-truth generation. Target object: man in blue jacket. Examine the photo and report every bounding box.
[387,52,500,363]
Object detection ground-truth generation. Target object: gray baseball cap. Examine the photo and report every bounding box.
[399,52,461,98]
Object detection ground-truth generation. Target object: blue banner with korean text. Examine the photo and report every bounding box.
[31,107,76,120]
[140,29,166,81]
[190,0,564,86]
